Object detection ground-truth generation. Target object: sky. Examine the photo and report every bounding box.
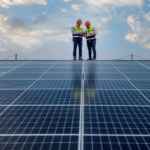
[0,0,150,60]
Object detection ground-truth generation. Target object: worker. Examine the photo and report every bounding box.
[71,19,84,60]
[84,21,98,60]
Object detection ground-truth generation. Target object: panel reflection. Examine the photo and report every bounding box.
[84,62,96,104]
[72,62,82,105]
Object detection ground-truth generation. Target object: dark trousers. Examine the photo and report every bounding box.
[87,39,96,59]
[73,39,82,57]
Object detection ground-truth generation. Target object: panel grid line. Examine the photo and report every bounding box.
[136,61,150,70]
[78,61,84,150]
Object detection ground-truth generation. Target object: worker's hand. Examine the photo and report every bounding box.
[91,33,96,36]
[90,33,93,36]
[83,34,86,37]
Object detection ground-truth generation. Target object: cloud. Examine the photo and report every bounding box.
[139,10,145,14]
[0,12,73,52]
[71,4,80,10]
[64,0,70,2]
[84,0,143,8]
[125,15,150,49]
[101,16,112,23]
[0,0,47,8]
[83,0,143,13]
[0,15,33,35]
[64,39,69,42]
[144,12,150,22]
[61,9,67,13]
[125,33,138,42]
[0,48,6,52]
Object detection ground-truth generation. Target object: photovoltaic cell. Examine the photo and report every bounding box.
[0,73,43,80]
[84,80,135,89]
[14,90,81,105]
[0,106,80,134]
[0,64,21,68]
[141,90,150,100]
[0,61,27,64]
[55,61,82,64]
[139,62,150,67]
[130,80,150,89]
[48,68,82,73]
[28,61,56,64]
[84,90,150,105]
[117,68,150,73]
[22,64,53,68]
[85,73,126,79]
[0,80,34,89]
[0,106,7,113]
[0,136,78,150]
[84,136,150,150]
[84,64,113,67]
[11,68,49,73]
[124,73,150,79]
[112,61,138,64]
[84,67,119,73]
[0,90,24,104]
[112,64,143,67]
[52,64,82,67]
[0,68,13,72]
[84,106,150,134]
[41,73,82,80]
[30,80,81,89]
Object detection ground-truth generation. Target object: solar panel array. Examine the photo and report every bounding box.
[0,60,150,150]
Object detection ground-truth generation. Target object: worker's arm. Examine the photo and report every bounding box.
[71,27,82,35]
[90,27,98,36]
[93,27,98,35]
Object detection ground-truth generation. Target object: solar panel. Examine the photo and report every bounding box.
[0,135,78,150]
[0,60,150,150]
[0,64,21,67]
[85,73,126,79]
[11,68,49,73]
[130,80,150,89]
[0,90,24,104]
[0,68,14,73]
[13,90,81,105]
[84,80,135,89]
[0,80,35,89]
[124,73,150,79]
[0,73,43,80]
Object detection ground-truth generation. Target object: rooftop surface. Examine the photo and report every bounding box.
[0,60,150,150]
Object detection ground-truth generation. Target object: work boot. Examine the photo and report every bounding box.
[73,57,77,60]
[93,58,96,60]
[79,57,83,60]
[87,58,92,60]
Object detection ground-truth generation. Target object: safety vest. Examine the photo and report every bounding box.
[85,27,96,41]
[73,26,83,39]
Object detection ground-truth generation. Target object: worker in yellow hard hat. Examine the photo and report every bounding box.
[84,21,98,60]
[71,19,84,60]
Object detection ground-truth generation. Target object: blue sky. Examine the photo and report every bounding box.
[0,0,150,60]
